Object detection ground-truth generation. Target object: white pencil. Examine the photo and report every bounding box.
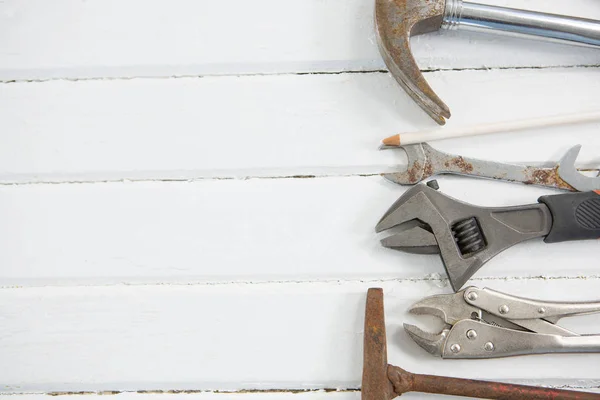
[381,110,600,147]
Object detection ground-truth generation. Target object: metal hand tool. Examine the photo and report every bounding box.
[404,286,600,359]
[362,288,600,399]
[375,0,600,124]
[375,182,600,291]
[383,143,600,192]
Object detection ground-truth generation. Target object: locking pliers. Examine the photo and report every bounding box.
[404,286,600,359]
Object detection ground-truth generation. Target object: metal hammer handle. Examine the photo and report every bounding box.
[443,0,600,47]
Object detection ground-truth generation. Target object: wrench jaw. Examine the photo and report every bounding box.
[376,184,492,291]
[376,185,485,290]
[557,144,600,192]
[376,183,553,291]
[382,144,428,185]
[380,225,440,255]
[441,254,485,293]
[383,172,418,185]
[375,185,433,233]
[381,226,487,290]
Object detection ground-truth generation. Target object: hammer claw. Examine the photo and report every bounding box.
[375,0,449,124]
[376,0,600,123]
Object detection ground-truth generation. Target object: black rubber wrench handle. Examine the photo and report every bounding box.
[539,191,600,243]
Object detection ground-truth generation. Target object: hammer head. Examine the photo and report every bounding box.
[362,288,397,400]
[375,0,450,124]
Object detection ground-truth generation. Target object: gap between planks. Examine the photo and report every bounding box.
[13,385,600,396]
[6,388,360,396]
[2,279,599,391]
[0,172,383,187]
[3,383,599,398]
[1,66,599,186]
[1,64,599,85]
[2,274,599,290]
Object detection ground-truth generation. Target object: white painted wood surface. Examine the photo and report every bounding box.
[2,394,363,400]
[0,177,599,286]
[1,0,599,398]
[2,280,600,393]
[0,0,599,81]
[1,67,599,183]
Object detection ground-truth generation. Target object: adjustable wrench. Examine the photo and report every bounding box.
[383,143,600,192]
[375,182,600,291]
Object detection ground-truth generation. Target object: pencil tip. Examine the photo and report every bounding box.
[381,135,400,147]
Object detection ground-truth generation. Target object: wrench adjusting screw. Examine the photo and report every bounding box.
[451,218,486,256]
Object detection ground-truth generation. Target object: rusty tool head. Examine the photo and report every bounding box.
[375,0,450,124]
[362,288,395,400]
[362,288,416,399]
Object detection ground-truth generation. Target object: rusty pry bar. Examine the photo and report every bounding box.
[375,0,600,124]
[362,288,600,400]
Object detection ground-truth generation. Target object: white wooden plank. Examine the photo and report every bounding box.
[1,394,361,400]
[0,176,598,286]
[0,0,599,81]
[1,67,599,183]
[2,279,599,393]
[4,391,599,400]
[0,393,539,400]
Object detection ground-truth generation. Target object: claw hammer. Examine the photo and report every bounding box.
[376,0,600,124]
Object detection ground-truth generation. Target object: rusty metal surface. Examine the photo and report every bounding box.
[384,143,600,191]
[362,288,600,399]
[388,365,600,399]
[523,165,574,190]
[362,288,396,400]
[375,0,449,125]
[375,1,600,124]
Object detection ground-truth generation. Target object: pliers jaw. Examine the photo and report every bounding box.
[403,288,482,357]
[407,289,481,325]
[403,324,449,357]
